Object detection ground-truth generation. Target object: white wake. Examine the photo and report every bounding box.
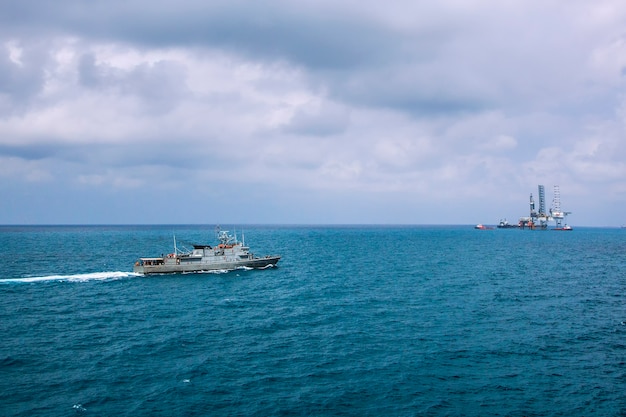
[0,271,140,284]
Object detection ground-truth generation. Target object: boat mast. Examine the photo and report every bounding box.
[173,234,178,254]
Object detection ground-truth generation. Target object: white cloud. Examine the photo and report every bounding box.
[478,135,518,152]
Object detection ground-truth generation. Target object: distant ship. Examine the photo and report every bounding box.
[475,224,493,230]
[553,225,573,231]
[134,230,280,275]
[497,219,519,229]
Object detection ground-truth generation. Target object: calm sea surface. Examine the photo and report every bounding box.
[0,225,625,416]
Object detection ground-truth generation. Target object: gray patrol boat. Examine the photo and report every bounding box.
[133,230,280,275]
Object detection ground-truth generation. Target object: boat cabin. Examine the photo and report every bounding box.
[138,257,164,266]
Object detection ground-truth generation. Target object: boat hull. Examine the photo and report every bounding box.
[134,256,281,275]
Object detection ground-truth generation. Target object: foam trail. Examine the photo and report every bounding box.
[0,271,140,284]
[192,269,231,275]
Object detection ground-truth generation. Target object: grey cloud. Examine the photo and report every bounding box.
[0,41,49,114]
[311,63,494,120]
[0,1,482,118]
[0,143,62,160]
[78,53,103,88]
[120,61,189,113]
[282,102,350,136]
[0,1,399,69]
[78,53,188,113]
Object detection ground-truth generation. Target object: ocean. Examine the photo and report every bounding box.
[1,225,624,416]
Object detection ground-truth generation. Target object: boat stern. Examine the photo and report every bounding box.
[133,261,145,274]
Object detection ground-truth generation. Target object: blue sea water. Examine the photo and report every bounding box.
[0,225,625,416]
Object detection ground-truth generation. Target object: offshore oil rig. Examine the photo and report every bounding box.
[518,185,572,230]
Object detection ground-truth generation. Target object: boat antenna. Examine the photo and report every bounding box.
[173,234,178,254]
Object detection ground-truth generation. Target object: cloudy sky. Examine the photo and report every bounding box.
[1,0,625,225]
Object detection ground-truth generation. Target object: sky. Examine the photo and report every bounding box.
[1,0,625,226]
